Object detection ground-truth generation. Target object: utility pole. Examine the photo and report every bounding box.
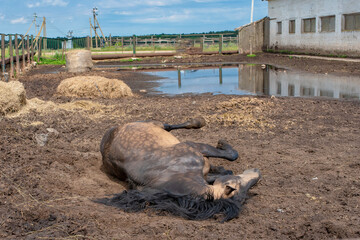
[250,0,255,55]
[250,0,254,23]
[43,17,47,50]
[33,13,38,37]
[93,7,98,48]
[89,18,93,49]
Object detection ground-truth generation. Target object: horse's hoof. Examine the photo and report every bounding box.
[187,117,206,128]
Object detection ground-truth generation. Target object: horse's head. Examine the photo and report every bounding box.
[211,168,261,199]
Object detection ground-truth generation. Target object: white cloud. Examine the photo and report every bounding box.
[98,0,182,8]
[27,2,41,8]
[193,0,220,2]
[43,0,69,7]
[0,14,5,20]
[27,0,68,8]
[131,10,191,23]
[11,17,28,24]
[114,11,133,16]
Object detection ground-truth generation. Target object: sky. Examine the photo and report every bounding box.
[0,0,268,38]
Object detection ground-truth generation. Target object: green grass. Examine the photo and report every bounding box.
[120,58,142,62]
[90,41,239,53]
[247,54,257,57]
[266,49,350,59]
[1,48,27,58]
[91,45,177,52]
[38,53,65,65]
[203,42,238,52]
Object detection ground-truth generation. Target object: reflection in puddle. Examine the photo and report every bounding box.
[147,65,360,100]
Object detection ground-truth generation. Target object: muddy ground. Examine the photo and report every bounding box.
[1,53,359,239]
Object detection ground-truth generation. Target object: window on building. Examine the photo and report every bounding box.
[277,21,282,34]
[276,82,281,95]
[321,15,335,32]
[303,18,316,33]
[300,87,315,97]
[320,90,334,98]
[288,84,295,96]
[344,13,360,31]
[289,20,296,34]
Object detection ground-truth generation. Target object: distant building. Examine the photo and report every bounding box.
[265,0,360,56]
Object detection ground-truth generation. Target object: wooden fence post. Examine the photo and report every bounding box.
[9,34,14,79]
[1,34,5,77]
[132,35,136,56]
[15,34,20,76]
[21,35,25,70]
[27,35,30,65]
[152,36,155,52]
[219,35,223,54]
[121,37,124,52]
[30,35,34,63]
[38,37,42,62]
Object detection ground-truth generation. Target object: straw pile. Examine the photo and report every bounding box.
[56,76,133,99]
[206,97,275,132]
[0,81,27,115]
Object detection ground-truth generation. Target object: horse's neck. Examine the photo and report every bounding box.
[207,185,223,200]
[152,173,213,197]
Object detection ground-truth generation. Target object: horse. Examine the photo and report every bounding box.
[97,118,261,221]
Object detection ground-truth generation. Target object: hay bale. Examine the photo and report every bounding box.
[66,50,93,73]
[0,81,26,115]
[57,76,133,99]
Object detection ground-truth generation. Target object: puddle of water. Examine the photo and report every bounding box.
[146,64,360,100]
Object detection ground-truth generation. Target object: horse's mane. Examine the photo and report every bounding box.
[95,188,248,222]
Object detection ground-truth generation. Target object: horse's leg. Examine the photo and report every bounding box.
[206,165,234,184]
[162,117,206,131]
[185,139,239,161]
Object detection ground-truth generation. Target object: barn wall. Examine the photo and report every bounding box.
[268,0,360,56]
[237,18,269,54]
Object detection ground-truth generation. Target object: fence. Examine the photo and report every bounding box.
[1,32,239,81]
[0,34,39,82]
[91,33,239,54]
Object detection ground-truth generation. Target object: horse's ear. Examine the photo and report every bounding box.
[224,185,236,195]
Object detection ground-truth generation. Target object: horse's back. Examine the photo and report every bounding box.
[115,122,180,152]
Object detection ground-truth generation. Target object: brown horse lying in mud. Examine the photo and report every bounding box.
[97,118,261,221]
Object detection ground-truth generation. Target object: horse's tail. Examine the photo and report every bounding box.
[95,189,247,222]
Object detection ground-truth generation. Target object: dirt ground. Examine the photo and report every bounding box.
[1,53,359,239]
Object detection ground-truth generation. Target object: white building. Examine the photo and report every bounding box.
[266,0,360,56]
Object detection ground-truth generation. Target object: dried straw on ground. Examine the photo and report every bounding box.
[57,76,133,99]
[0,81,27,115]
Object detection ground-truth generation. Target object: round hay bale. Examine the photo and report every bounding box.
[0,81,27,115]
[66,50,93,73]
[56,76,133,99]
